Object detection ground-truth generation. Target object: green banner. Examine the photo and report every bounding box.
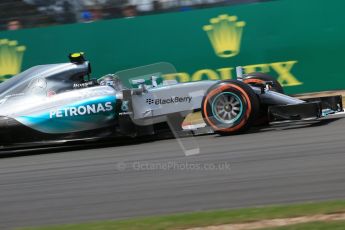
[1,0,345,94]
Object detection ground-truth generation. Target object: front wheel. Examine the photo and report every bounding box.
[201,80,260,135]
[243,73,284,125]
[243,72,284,94]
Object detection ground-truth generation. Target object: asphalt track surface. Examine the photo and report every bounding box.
[1,116,345,229]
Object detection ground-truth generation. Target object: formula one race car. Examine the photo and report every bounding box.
[0,53,343,148]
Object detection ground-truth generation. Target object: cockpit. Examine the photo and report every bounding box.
[0,53,94,100]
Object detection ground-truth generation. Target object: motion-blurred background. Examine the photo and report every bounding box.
[0,0,344,94]
[1,0,267,30]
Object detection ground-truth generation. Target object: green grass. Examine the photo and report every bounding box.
[262,220,345,230]
[19,200,345,230]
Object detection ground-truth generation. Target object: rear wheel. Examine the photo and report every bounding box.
[201,80,260,135]
[243,72,284,93]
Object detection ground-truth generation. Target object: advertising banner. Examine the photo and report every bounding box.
[1,0,345,94]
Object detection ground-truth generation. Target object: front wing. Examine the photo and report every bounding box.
[268,95,343,122]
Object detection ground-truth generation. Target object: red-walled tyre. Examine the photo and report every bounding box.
[243,72,284,94]
[201,80,260,135]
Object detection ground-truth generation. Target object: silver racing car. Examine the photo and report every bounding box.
[0,53,342,148]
